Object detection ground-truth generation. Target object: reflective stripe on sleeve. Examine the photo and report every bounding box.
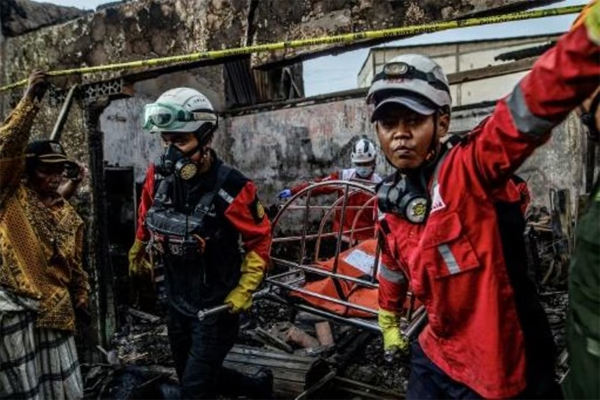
[218,188,234,204]
[507,85,555,138]
[379,263,405,284]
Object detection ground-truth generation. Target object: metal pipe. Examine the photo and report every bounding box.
[404,309,427,339]
[266,269,303,281]
[267,269,306,287]
[272,226,372,244]
[284,205,377,211]
[286,276,305,287]
[315,193,345,260]
[50,85,78,142]
[348,195,377,244]
[197,303,231,321]
[196,287,270,321]
[266,293,381,332]
[266,279,377,315]
[332,182,351,273]
[270,180,374,260]
[271,257,379,289]
[298,190,312,266]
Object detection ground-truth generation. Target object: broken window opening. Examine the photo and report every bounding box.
[224,56,304,108]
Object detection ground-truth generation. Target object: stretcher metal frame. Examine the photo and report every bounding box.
[265,180,425,337]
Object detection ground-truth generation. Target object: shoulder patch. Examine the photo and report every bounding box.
[249,197,265,224]
[430,183,446,214]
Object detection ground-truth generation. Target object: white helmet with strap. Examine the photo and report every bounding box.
[351,137,377,163]
[143,87,218,144]
[367,54,452,121]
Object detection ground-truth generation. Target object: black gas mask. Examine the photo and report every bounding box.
[156,144,199,180]
[377,172,429,224]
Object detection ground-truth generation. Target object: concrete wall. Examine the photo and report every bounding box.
[221,98,388,202]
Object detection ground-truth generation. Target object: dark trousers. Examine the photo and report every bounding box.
[407,341,481,400]
[407,340,563,400]
[167,307,257,399]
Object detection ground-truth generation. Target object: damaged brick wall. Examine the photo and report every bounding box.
[1,0,252,91]
[1,0,554,89]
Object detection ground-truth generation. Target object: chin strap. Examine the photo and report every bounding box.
[423,111,440,166]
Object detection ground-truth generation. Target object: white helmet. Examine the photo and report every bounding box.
[366,54,452,122]
[143,87,218,137]
[351,137,377,163]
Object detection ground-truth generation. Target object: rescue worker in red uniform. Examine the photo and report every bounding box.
[374,5,600,398]
[128,87,273,399]
[279,137,382,243]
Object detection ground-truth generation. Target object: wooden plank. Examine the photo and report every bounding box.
[223,344,331,398]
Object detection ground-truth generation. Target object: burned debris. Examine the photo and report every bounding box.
[78,178,572,399]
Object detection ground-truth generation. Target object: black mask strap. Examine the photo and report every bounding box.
[581,91,600,142]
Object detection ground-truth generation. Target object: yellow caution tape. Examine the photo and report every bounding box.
[0,5,583,93]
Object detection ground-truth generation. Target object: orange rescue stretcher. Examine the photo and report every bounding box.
[266,179,425,335]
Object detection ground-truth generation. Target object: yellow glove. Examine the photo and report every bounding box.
[378,308,409,353]
[225,251,266,313]
[128,239,153,276]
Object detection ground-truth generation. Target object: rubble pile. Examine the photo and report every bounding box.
[82,287,568,399]
[539,291,570,381]
[526,206,570,290]
[80,210,572,399]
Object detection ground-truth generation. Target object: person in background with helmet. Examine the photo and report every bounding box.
[127,87,273,399]
[373,3,600,398]
[279,136,382,244]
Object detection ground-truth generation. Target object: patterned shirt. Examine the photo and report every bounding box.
[0,97,89,332]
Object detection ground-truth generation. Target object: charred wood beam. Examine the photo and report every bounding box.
[84,98,116,360]
[495,42,556,62]
[224,56,539,117]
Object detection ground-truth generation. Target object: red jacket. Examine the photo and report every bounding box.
[291,168,382,242]
[378,25,600,398]
[136,162,271,268]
